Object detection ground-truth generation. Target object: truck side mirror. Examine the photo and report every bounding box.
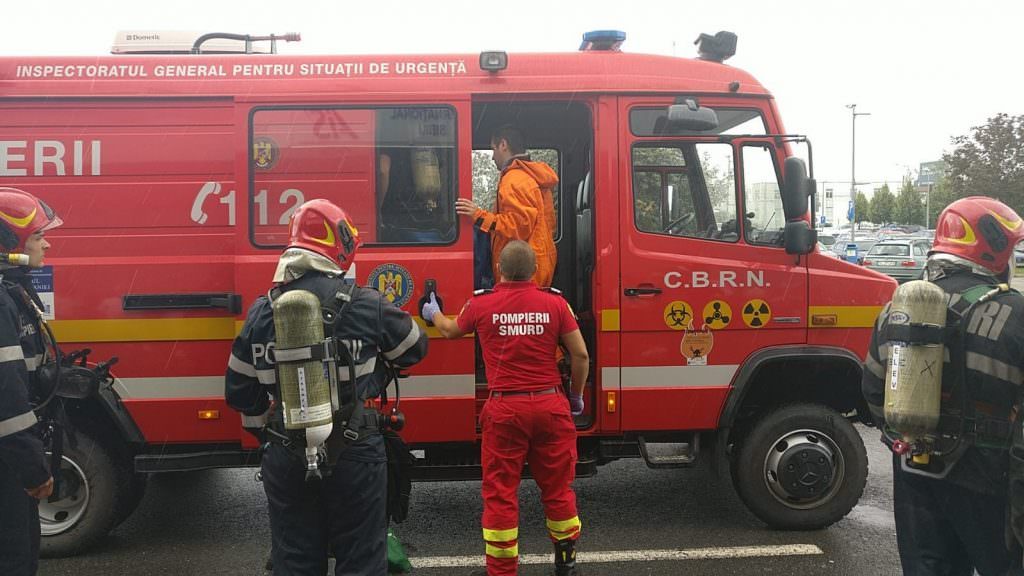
[784,221,816,255]
[782,157,811,221]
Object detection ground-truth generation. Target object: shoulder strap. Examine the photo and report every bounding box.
[948,283,1013,320]
[322,281,357,335]
[541,286,562,295]
[473,288,493,296]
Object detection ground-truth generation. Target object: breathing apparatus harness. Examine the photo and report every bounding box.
[262,281,406,472]
[884,280,1018,478]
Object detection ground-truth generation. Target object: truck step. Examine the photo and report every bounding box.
[411,455,598,482]
[637,434,699,469]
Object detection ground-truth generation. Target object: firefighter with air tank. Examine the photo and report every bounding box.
[862,197,1024,574]
[225,199,426,576]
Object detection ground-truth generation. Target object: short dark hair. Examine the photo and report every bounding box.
[491,125,526,155]
[498,240,536,281]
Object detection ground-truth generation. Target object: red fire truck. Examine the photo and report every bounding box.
[0,30,895,555]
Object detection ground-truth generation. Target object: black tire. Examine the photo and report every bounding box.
[39,428,133,557]
[731,403,868,530]
[112,472,148,528]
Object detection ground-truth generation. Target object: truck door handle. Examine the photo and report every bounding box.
[624,287,662,297]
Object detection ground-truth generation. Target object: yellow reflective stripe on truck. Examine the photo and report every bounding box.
[50,316,459,343]
[50,318,238,343]
[808,306,884,328]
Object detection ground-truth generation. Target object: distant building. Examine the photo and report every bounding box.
[748,182,780,222]
[916,160,945,187]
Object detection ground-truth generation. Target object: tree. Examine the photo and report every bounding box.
[926,175,958,228]
[868,184,896,224]
[894,179,924,225]
[944,113,1024,215]
[472,150,499,210]
[854,192,870,224]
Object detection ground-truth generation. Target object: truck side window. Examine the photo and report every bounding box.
[376,108,457,243]
[631,143,737,242]
[741,145,785,247]
[249,106,457,248]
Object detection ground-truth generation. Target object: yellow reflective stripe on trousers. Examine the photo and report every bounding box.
[546,516,581,539]
[485,543,519,559]
[482,527,518,542]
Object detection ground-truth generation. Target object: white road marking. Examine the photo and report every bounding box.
[411,544,824,568]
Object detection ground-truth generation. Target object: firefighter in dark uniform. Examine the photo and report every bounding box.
[225,199,427,576]
[423,240,589,576]
[862,196,1024,575]
[0,187,62,576]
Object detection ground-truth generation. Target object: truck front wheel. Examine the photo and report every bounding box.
[732,403,868,530]
[39,428,132,557]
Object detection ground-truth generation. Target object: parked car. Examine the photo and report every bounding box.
[832,238,879,265]
[817,241,840,258]
[863,239,932,282]
[1016,241,1024,267]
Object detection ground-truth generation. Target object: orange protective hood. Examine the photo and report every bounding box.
[504,158,559,190]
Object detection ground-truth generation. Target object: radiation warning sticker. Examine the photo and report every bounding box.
[680,326,714,366]
[663,300,694,331]
[702,300,732,330]
[741,299,772,328]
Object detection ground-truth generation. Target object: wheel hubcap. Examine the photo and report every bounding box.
[39,454,90,536]
[763,429,845,509]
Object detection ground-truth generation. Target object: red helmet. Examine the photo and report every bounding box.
[286,199,360,268]
[0,187,63,252]
[931,196,1024,275]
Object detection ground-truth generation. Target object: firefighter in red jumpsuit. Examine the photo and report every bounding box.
[423,240,588,576]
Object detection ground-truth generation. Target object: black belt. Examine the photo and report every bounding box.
[490,387,559,398]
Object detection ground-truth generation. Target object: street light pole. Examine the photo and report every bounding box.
[847,104,871,243]
[926,183,932,228]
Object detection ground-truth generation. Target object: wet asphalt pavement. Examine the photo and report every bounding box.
[39,425,902,576]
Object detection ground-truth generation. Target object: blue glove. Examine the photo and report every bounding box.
[421,292,442,324]
[570,393,584,416]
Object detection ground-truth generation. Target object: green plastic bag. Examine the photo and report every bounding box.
[387,528,413,574]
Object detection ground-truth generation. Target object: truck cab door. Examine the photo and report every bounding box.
[617,98,808,432]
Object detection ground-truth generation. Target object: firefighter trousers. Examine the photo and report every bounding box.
[0,459,40,576]
[480,391,581,576]
[892,455,1018,576]
[261,441,388,576]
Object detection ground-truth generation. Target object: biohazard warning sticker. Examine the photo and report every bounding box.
[663,300,694,331]
[702,300,732,330]
[680,326,714,366]
[741,299,772,328]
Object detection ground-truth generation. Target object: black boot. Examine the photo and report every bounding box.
[554,539,578,576]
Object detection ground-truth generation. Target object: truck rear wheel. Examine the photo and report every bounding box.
[39,428,133,557]
[732,403,867,530]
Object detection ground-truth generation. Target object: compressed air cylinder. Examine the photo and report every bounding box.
[883,280,946,442]
[411,148,442,199]
[273,290,333,472]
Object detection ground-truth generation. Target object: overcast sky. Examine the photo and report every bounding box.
[5,0,1022,208]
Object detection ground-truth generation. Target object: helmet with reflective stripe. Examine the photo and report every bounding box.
[286,199,360,268]
[930,196,1024,275]
[0,187,63,252]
